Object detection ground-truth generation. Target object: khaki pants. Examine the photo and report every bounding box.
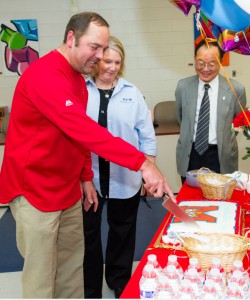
[10,196,84,299]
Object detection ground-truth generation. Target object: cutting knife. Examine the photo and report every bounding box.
[162,193,200,230]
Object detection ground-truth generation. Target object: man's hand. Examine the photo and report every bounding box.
[140,158,176,203]
[82,181,98,212]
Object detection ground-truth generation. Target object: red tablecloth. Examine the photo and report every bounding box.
[120,183,250,299]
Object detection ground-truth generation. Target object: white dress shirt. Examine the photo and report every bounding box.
[194,76,219,145]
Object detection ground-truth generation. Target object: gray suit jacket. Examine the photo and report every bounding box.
[175,74,246,177]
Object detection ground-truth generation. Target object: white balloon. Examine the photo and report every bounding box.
[234,0,250,14]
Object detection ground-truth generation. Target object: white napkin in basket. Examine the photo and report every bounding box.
[205,178,224,185]
[224,171,249,190]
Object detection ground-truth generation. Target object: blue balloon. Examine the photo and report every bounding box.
[201,0,250,31]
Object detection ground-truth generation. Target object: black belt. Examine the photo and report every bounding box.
[192,143,217,150]
[208,144,218,149]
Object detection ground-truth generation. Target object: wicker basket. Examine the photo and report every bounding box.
[182,232,250,273]
[197,173,237,200]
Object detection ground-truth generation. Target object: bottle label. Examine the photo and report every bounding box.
[140,289,154,298]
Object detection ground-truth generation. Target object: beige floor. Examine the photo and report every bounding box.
[0,262,140,299]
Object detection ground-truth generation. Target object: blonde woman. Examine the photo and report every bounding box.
[83,36,157,298]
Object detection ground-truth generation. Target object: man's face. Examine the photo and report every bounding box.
[68,22,110,74]
[195,45,221,83]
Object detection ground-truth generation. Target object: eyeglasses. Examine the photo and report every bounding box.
[195,60,219,70]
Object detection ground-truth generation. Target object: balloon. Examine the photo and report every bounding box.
[168,0,200,16]
[219,29,250,55]
[200,0,250,31]
[197,11,250,55]
[169,0,250,54]
[234,0,250,14]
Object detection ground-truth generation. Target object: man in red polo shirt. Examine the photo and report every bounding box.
[0,12,175,299]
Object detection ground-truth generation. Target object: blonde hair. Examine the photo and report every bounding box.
[92,35,125,78]
[108,36,125,77]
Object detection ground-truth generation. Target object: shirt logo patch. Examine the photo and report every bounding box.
[65,100,73,107]
[120,98,134,103]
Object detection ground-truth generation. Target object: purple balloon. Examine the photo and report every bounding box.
[169,0,200,16]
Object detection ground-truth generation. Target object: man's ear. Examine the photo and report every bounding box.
[66,30,75,48]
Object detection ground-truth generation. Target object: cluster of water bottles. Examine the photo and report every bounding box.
[139,254,250,299]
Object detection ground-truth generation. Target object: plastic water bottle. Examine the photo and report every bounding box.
[201,279,220,299]
[183,268,202,297]
[185,257,205,284]
[154,274,174,299]
[165,254,183,280]
[139,264,157,299]
[228,260,249,284]
[224,282,244,299]
[163,265,181,294]
[146,254,162,275]
[227,270,249,298]
[207,257,226,284]
[175,279,195,299]
[206,267,225,297]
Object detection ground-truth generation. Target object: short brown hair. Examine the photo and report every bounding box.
[63,12,109,46]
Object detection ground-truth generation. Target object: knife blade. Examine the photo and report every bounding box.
[162,193,200,230]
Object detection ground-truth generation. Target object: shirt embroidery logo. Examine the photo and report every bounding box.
[65,100,73,107]
[120,98,134,103]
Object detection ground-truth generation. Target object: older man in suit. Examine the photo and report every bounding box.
[176,39,246,183]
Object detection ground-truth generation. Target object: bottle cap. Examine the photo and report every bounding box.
[233,260,243,268]
[147,254,157,262]
[168,255,177,262]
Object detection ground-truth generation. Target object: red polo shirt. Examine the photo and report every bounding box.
[0,50,145,211]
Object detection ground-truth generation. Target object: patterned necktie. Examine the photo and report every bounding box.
[195,83,210,155]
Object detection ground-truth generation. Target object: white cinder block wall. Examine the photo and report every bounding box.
[0,0,249,109]
[0,0,249,191]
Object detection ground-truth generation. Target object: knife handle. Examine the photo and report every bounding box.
[142,178,170,199]
[163,192,170,199]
